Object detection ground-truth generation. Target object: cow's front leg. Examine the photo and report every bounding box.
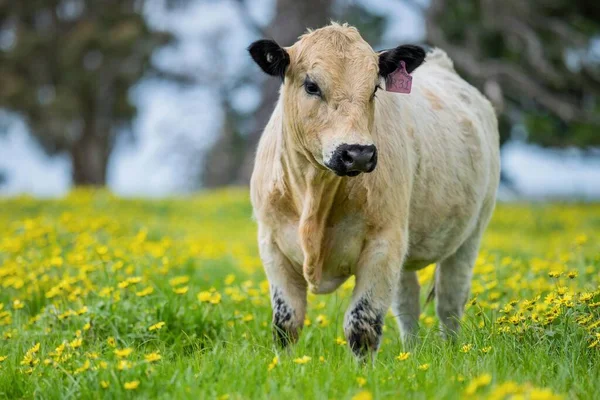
[344,233,402,359]
[259,227,307,348]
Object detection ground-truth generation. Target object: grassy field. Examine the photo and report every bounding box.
[0,189,599,399]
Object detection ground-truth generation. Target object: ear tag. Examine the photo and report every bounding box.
[385,60,412,94]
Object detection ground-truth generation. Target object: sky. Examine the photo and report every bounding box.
[0,0,599,199]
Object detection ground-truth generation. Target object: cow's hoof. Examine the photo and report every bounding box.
[344,299,384,358]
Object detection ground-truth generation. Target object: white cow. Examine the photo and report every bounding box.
[249,23,500,357]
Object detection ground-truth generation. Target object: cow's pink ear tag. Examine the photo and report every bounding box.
[385,60,412,94]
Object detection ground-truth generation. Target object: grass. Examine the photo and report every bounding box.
[0,188,599,399]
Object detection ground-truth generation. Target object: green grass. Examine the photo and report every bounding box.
[0,189,598,399]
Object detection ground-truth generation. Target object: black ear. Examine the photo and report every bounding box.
[378,45,426,77]
[248,39,290,80]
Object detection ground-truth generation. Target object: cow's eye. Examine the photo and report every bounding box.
[304,79,321,97]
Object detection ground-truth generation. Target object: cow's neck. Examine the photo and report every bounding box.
[281,125,341,291]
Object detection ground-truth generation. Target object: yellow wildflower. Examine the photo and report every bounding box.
[173,286,189,295]
[114,348,133,358]
[136,287,154,297]
[124,380,140,390]
[396,352,411,361]
[293,355,311,364]
[351,390,373,400]
[418,363,430,371]
[145,352,162,363]
[149,321,166,331]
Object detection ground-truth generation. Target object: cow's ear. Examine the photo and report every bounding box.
[248,39,290,80]
[378,45,426,77]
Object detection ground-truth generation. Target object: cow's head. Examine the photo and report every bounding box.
[248,23,425,176]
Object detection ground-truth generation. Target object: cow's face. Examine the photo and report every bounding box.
[249,24,425,176]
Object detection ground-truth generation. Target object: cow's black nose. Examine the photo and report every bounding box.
[328,144,378,176]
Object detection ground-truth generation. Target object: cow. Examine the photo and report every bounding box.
[248,23,500,358]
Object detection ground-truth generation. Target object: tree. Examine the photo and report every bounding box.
[0,0,171,185]
[425,0,600,148]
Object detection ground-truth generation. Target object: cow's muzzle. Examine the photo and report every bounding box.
[326,144,378,177]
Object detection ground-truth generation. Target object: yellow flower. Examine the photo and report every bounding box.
[396,352,411,361]
[293,355,311,364]
[316,314,329,327]
[418,363,430,371]
[13,299,24,310]
[74,359,90,374]
[69,338,83,349]
[356,377,367,387]
[224,274,236,285]
[169,276,190,286]
[136,287,154,297]
[319,356,326,363]
[173,286,189,295]
[351,390,373,400]
[114,348,133,358]
[0,356,7,362]
[117,360,131,370]
[480,346,492,354]
[198,291,221,304]
[100,380,110,389]
[267,356,279,371]
[243,314,254,322]
[464,373,492,396]
[107,337,116,347]
[335,337,347,346]
[461,343,473,353]
[124,380,140,390]
[148,321,166,331]
[145,352,162,363]
[83,322,91,331]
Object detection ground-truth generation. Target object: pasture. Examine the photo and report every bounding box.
[0,189,598,399]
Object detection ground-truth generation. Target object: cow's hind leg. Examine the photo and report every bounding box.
[392,269,420,347]
[435,232,482,338]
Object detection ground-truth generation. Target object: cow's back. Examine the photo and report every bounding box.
[374,48,500,268]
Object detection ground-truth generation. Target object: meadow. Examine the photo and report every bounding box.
[0,189,599,399]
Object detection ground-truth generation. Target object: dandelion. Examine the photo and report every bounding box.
[107,337,116,347]
[316,314,330,327]
[480,346,492,354]
[114,348,133,358]
[335,337,347,346]
[548,271,561,278]
[136,287,154,297]
[117,360,131,370]
[169,276,190,286]
[567,271,578,279]
[124,380,140,390]
[293,355,311,364]
[356,377,367,387]
[13,299,24,310]
[224,274,236,285]
[352,390,373,400]
[100,381,110,389]
[173,286,189,295]
[74,359,90,374]
[418,363,430,371]
[0,355,7,362]
[464,373,492,395]
[148,322,166,331]
[319,356,326,363]
[396,352,411,361]
[267,356,278,371]
[461,343,473,353]
[242,314,254,322]
[145,352,162,363]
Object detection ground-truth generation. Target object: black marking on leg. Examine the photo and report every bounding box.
[272,287,295,347]
[345,297,384,357]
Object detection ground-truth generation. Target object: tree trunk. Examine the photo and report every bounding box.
[70,129,109,186]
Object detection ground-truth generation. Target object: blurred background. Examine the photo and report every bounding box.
[0,0,598,199]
